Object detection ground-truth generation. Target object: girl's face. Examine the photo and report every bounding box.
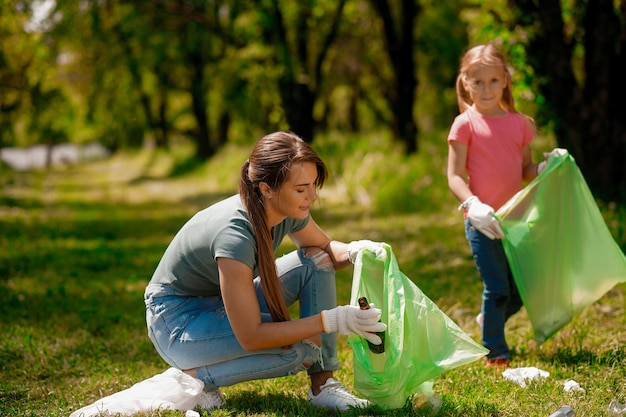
[262,161,319,225]
[463,63,507,116]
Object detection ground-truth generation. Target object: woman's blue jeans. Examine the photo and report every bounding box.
[144,249,339,391]
[465,219,522,360]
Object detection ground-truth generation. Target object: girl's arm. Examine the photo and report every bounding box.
[447,140,505,240]
[218,257,323,351]
[447,141,474,203]
[521,144,540,182]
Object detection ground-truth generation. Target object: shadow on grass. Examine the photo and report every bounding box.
[222,391,499,417]
[224,391,408,417]
[223,392,327,417]
[540,345,626,367]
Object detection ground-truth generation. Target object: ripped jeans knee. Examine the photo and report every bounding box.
[302,246,335,272]
[294,339,323,374]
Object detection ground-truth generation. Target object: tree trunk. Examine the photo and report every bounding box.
[259,0,346,143]
[279,79,316,143]
[513,0,626,202]
[190,67,214,159]
[369,0,420,154]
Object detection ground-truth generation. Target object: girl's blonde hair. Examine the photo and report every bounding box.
[455,43,516,114]
[239,131,327,323]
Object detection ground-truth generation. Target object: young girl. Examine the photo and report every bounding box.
[446,44,547,369]
[144,131,386,411]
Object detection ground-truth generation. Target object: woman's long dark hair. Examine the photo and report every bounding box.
[239,131,327,322]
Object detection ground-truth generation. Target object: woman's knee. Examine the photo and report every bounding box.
[300,338,323,370]
[302,247,334,272]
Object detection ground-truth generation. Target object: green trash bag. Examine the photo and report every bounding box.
[496,149,626,343]
[348,244,488,409]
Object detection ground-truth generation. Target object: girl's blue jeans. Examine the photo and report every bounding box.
[465,219,522,360]
[144,249,339,391]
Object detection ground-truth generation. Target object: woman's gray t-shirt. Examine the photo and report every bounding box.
[148,194,309,297]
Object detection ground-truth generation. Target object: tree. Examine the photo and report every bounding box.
[0,0,67,150]
[507,0,626,203]
[368,0,421,153]
[50,0,156,151]
[0,4,30,148]
[255,0,347,143]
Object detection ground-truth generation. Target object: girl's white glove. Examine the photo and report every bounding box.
[321,305,387,345]
[347,240,385,263]
[461,196,505,240]
[537,159,548,174]
[538,148,568,174]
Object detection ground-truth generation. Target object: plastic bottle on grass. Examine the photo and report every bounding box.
[609,400,626,416]
[547,406,574,417]
[411,390,442,414]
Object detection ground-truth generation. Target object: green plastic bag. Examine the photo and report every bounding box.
[497,149,626,343]
[348,244,488,409]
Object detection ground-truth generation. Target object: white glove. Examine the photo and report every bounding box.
[537,159,548,175]
[538,148,568,174]
[321,305,387,345]
[461,196,504,240]
[347,240,385,263]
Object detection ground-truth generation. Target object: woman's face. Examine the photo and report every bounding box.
[263,161,319,225]
[463,63,507,116]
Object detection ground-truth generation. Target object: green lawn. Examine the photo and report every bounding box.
[1,135,625,416]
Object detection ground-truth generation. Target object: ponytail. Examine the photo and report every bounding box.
[239,132,327,323]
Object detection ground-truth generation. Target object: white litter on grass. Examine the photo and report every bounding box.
[69,368,203,417]
[185,410,201,417]
[564,379,584,393]
[608,399,626,416]
[502,367,549,388]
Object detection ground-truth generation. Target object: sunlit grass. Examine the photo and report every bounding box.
[1,133,626,416]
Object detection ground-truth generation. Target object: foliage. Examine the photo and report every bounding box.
[313,130,453,214]
[1,133,626,416]
[415,0,468,130]
[458,1,540,121]
[0,0,74,148]
[3,1,626,203]
[0,0,474,152]
[461,0,626,203]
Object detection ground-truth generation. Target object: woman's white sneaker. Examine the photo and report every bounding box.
[308,378,370,411]
[196,389,224,411]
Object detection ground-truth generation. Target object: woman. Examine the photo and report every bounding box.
[144,131,386,411]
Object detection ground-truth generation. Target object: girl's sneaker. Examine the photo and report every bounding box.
[308,378,370,411]
[485,358,510,372]
[476,313,483,329]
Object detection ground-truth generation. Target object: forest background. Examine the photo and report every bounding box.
[1,0,626,203]
[2,1,626,416]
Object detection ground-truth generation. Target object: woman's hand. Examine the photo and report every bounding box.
[347,240,385,263]
[320,305,387,345]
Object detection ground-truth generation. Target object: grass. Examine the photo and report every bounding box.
[1,133,626,417]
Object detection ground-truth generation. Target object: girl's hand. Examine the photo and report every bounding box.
[462,196,505,240]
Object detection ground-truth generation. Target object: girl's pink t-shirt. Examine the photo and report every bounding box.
[448,109,535,210]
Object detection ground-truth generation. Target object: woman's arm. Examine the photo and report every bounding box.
[289,218,351,270]
[218,257,323,351]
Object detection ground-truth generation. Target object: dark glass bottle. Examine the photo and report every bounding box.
[358,296,385,354]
